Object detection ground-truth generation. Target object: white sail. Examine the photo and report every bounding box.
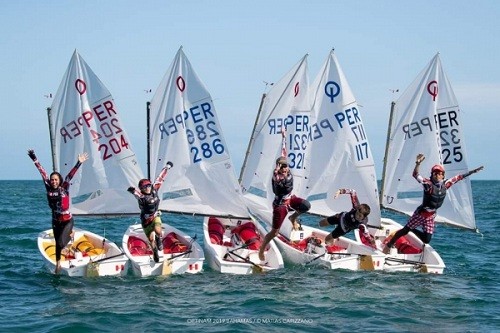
[239,55,310,221]
[49,50,144,215]
[148,47,248,218]
[306,50,380,222]
[380,53,475,229]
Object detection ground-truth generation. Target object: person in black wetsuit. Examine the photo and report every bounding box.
[318,188,376,248]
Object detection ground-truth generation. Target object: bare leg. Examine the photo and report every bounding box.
[318,218,329,227]
[149,231,160,263]
[154,225,163,251]
[149,231,156,248]
[55,261,61,274]
[383,226,410,254]
[288,212,301,230]
[324,234,336,245]
[259,228,279,261]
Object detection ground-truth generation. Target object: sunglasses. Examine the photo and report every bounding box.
[280,164,288,169]
[140,184,152,190]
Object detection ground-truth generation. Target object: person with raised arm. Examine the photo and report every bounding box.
[318,188,376,248]
[28,149,89,274]
[128,161,173,263]
[383,153,484,254]
[258,131,311,261]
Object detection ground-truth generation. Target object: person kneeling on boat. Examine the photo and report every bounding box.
[28,149,89,274]
[318,188,375,248]
[258,131,311,261]
[128,161,173,263]
[383,154,484,254]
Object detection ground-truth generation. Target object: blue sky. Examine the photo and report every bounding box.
[1,1,498,180]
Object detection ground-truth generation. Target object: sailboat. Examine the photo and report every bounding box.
[358,53,475,274]
[37,50,138,276]
[298,49,385,270]
[380,53,477,230]
[125,47,282,275]
[240,52,383,271]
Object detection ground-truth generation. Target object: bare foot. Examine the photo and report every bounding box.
[289,217,301,231]
[382,246,390,254]
[258,251,265,261]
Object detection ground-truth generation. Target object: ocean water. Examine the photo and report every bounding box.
[0,180,498,333]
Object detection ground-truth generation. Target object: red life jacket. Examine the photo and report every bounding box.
[231,222,262,250]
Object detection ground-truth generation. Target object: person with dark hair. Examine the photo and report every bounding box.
[28,149,89,274]
[319,188,375,247]
[258,131,311,261]
[128,161,173,262]
[383,153,484,254]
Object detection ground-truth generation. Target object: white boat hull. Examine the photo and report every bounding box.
[203,216,284,274]
[37,228,129,277]
[122,223,204,277]
[355,217,446,274]
[272,218,385,271]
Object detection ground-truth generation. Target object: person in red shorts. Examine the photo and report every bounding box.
[258,132,310,261]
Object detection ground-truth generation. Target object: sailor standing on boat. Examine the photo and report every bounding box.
[258,131,311,261]
[383,153,483,254]
[128,161,173,263]
[28,149,89,274]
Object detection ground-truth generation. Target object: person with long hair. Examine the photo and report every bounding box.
[28,149,88,273]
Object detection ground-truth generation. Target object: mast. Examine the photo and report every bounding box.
[46,107,57,172]
[238,93,266,183]
[239,54,308,184]
[379,101,396,207]
[146,101,151,180]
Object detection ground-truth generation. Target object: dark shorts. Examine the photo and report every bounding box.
[325,213,348,239]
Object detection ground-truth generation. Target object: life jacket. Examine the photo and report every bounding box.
[128,236,152,256]
[383,232,422,254]
[163,232,188,254]
[422,181,447,209]
[46,186,71,221]
[272,173,293,199]
[138,190,160,222]
[342,209,366,232]
[231,222,262,250]
[289,236,321,252]
[208,217,225,245]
